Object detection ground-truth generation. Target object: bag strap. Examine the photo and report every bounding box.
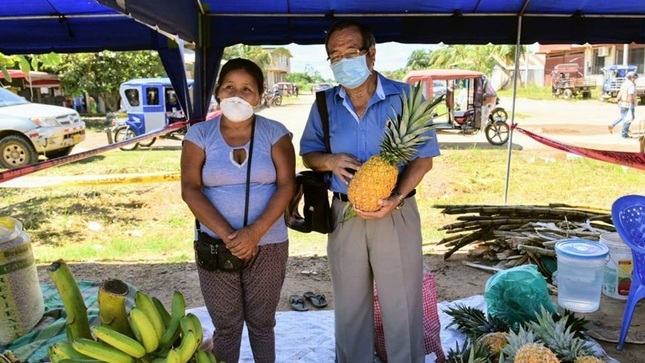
[315,91,331,153]
[244,116,256,226]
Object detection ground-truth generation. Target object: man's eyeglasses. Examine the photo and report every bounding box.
[327,48,367,65]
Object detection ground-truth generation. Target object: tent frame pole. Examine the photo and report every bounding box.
[503,15,523,204]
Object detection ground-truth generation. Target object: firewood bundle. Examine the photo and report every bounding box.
[432,204,615,278]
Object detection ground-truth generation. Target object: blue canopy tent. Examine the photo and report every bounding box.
[3,0,645,122]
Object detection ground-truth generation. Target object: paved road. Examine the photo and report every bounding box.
[79,94,644,154]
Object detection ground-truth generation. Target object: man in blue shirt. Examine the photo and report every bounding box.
[300,20,440,363]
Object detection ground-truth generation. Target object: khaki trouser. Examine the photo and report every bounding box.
[328,197,425,363]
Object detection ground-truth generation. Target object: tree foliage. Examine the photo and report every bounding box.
[406,49,434,70]
[52,51,165,111]
[223,44,293,74]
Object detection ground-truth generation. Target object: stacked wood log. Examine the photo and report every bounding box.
[432,204,615,278]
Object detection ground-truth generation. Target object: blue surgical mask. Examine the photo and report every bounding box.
[330,54,371,89]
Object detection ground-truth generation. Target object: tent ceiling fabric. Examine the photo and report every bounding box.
[2,0,645,55]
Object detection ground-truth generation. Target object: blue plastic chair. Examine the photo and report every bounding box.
[611,194,645,350]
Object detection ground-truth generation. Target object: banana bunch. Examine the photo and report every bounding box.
[46,262,222,363]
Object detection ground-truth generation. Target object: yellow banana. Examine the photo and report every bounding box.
[175,330,198,363]
[158,291,186,350]
[91,325,146,358]
[71,338,135,363]
[135,291,165,340]
[98,279,133,337]
[47,260,93,342]
[49,341,92,360]
[129,307,160,353]
[58,359,104,363]
[152,296,172,328]
[166,349,181,363]
[186,312,204,347]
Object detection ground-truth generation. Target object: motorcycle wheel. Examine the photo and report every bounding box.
[114,127,139,151]
[485,121,510,146]
[273,95,283,106]
[490,108,508,122]
[137,137,157,148]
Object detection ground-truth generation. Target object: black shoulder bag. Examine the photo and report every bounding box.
[285,91,333,234]
[194,118,256,272]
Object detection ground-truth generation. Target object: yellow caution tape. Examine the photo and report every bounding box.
[0,172,180,188]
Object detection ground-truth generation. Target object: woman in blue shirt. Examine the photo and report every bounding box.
[181,58,295,363]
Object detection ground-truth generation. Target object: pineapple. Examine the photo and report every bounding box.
[527,308,595,361]
[501,326,539,362]
[573,357,604,363]
[480,331,508,355]
[346,84,441,212]
[514,343,560,363]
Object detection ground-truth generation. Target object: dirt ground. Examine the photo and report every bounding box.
[38,94,645,362]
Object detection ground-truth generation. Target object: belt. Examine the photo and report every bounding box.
[333,189,416,202]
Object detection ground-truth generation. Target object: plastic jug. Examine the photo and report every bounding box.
[555,239,609,313]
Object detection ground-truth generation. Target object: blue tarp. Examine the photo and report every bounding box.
[2,0,645,118]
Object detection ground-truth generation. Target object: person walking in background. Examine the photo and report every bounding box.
[609,71,639,138]
[181,58,295,363]
[299,20,440,363]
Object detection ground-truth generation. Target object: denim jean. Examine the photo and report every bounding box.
[611,105,634,137]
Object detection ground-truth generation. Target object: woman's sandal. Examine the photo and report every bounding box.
[303,291,328,308]
[289,295,309,311]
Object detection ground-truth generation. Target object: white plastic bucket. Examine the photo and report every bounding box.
[601,232,633,300]
[555,239,609,313]
[0,217,45,345]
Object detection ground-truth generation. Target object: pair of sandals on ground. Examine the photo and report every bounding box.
[289,291,327,311]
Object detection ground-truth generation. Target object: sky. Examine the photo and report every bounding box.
[285,42,439,80]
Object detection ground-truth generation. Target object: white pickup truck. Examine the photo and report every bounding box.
[0,87,86,169]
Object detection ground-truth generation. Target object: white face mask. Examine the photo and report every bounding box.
[219,97,254,122]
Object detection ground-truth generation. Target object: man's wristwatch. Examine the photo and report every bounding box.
[392,191,405,209]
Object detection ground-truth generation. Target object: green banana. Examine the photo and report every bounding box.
[171,291,186,321]
[158,291,186,350]
[91,325,146,358]
[129,307,160,353]
[47,260,93,342]
[72,338,135,363]
[98,279,133,337]
[194,350,211,363]
[135,291,165,340]
[206,350,217,363]
[175,330,198,363]
[49,341,92,360]
[58,359,104,363]
[152,296,172,328]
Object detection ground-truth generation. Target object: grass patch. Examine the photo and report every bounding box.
[1,143,643,264]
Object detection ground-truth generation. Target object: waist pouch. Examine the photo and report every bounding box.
[194,232,244,272]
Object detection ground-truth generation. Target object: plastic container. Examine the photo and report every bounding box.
[601,232,633,300]
[0,217,45,345]
[555,239,609,313]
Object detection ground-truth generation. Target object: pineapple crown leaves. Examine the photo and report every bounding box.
[378,83,443,165]
[445,304,510,340]
[526,306,595,361]
[446,338,491,363]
